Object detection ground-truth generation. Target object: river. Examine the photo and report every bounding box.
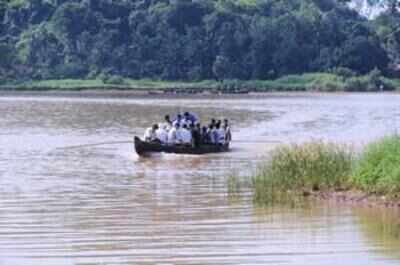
[0,93,399,265]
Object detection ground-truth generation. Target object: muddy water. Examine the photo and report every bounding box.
[0,93,399,265]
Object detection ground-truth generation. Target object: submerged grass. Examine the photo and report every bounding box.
[252,141,353,206]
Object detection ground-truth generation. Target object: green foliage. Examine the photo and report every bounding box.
[330,67,357,78]
[0,44,15,66]
[7,0,27,8]
[372,8,400,73]
[352,135,400,194]
[251,135,400,206]
[253,141,353,205]
[2,72,399,91]
[103,75,126,85]
[344,68,386,91]
[212,55,231,81]
[0,0,394,83]
[366,0,400,14]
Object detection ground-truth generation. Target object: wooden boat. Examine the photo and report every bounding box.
[134,136,229,156]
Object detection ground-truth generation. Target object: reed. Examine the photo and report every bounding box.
[352,135,400,195]
[252,141,353,205]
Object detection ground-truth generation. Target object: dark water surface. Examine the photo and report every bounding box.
[0,93,399,264]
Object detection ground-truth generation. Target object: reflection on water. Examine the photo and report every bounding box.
[0,94,400,264]
[355,207,400,260]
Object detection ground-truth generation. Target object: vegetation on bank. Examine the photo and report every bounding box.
[0,78,218,91]
[252,135,400,205]
[1,0,400,84]
[2,71,400,92]
[253,142,353,205]
[352,135,400,194]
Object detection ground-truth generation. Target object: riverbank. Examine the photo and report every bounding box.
[2,72,400,93]
[0,89,336,100]
[252,136,400,208]
[307,190,400,208]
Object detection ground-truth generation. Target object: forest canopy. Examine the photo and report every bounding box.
[0,0,399,82]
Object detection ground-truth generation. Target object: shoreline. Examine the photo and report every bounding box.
[0,89,331,99]
[1,73,399,94]
[0,89,396,100]
[309,190,400,209]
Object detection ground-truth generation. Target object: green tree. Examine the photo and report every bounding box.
[212,55,231,81]
[0,0,396,82]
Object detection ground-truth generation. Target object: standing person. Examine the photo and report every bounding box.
[179,124,192,145]
[144,124,158,142]
[183,112,198,126]
[214,123,224,144]
[216,122,226,145]
[211,119,216,127]
[223,119,232,143]
[156,124,168,144]
[201,126,209,144]
[207,124,218,144]
[191,123,201,147]
[168,123,179,145]
[164,115,173,131]
[173,114,183,128]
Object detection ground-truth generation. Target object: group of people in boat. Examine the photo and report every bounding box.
[143,112,232,147]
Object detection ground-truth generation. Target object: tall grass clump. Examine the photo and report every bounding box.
[253,141,353,205]
[352,135,400,195]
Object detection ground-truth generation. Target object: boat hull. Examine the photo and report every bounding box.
[134,136,229,156]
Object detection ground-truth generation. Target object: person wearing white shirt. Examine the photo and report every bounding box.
[156,124,168,144]
[168,123,179,145]
[207,124,217,144]
[223,119,232,143]
[181,118,190,128]
[179,124,192,145]
[216,123,226,144]
[144,124,158,142]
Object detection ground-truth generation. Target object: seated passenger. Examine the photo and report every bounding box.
[144,124,158,142]
[168,123,179,145]
[178,124,192,145]
[156,124,168,144]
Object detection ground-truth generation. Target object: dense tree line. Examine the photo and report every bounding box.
[0,0,399,83]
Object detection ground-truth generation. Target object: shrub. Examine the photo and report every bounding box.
[352,135,400,194]
[344,77,369,91]
[307,79,345,92]
[381,78,397,91]
[330,67,357,79]
[253,141,353,205]
[105,75,126,85]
